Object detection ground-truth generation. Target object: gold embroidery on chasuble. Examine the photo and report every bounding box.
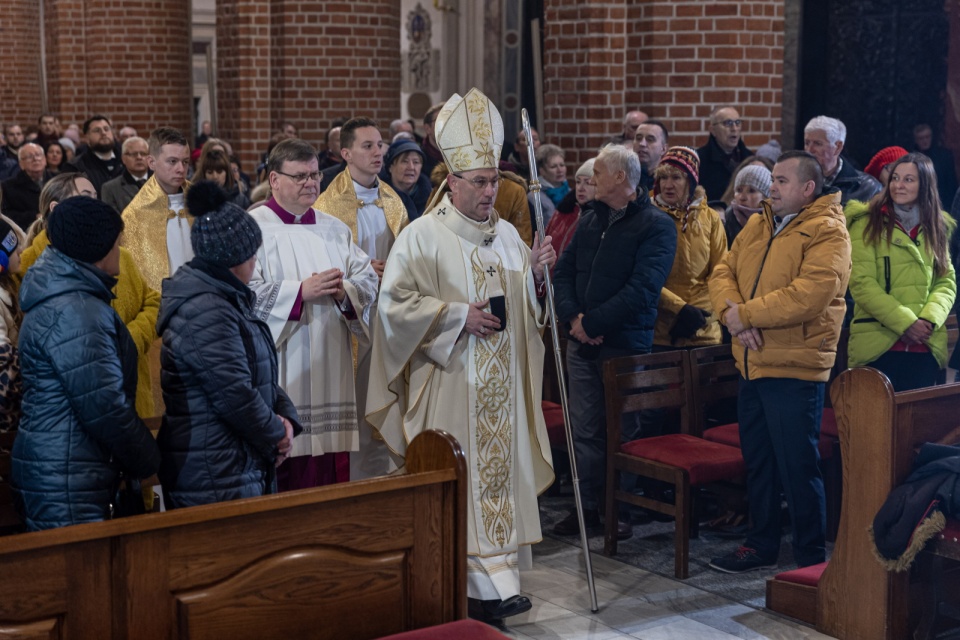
[471,248,515,549]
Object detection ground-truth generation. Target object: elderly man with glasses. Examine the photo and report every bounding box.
[697,105,754,202]
[101,136,153,214]
[367,88,556,627]
[247,138,378,492]
[1,143,52,231]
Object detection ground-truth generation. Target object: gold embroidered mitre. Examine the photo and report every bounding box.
[434,87,504,173]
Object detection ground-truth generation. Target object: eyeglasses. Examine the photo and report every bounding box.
[714,119,742,129]
[123,151,149,158]
[452,173,499,190]
[21,154,44,161]
[276,170,321,185]
[88,126,112,135]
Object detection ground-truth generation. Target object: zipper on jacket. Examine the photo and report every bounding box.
[742,223,780,381]
[883,256,891,294]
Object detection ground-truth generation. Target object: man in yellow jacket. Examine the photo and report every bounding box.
[707,150,851,573]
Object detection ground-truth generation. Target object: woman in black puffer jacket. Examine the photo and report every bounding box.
[157,182,300,509]
[12,197,161,531]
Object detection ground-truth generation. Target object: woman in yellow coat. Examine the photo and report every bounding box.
[651,146,728,348]
[20,173,159,418]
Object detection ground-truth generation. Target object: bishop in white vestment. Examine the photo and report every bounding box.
[366,89,555,624]
[249,138,379,489]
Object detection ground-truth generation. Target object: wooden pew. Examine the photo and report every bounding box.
[778,368,960,639]
[0,429,467,640]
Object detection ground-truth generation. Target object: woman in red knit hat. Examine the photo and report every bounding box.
[863,146,909,187]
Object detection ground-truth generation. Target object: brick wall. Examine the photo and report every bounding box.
[4,0,191,139]
[544,0,786,166]
[0,0,44,130]
[219,0,402,174]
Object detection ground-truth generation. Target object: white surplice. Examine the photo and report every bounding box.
[248,204,379,458]
[366,194,554,600]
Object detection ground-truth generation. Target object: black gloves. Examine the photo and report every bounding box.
[670,305,709,342]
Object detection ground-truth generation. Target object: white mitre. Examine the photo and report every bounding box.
[434,87,504,172]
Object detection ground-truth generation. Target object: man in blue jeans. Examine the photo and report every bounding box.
[708,151,851,572]
[552,144,676,539]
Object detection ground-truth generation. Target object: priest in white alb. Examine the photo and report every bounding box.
[315,117,407,481]
[366,88,555,626]
[248,138,379,490]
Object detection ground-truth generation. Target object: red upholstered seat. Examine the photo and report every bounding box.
[376,620,511,640]
[703,408,838,460]
[542,401,567,449]
[820,408,838,438]
[936,518,960,547]
[619,434,744,485]
[773,561,828,587]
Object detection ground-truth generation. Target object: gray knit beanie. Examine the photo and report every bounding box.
[185,181,262,268]
[736,165,773,198]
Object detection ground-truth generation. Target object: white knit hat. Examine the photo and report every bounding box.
[736,164,773,198]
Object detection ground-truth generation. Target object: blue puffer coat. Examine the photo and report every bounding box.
[11,247,161,531]
[156,258,300,510]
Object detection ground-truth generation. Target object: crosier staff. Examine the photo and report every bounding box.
[522,109,599,613]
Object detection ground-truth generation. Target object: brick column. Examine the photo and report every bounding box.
[628,1,785,150]
[216,0,273,173]
[218,0,402,173]
[0,0,44,128]
[543,0,785,164]
[542,1,630,167]
[83,0,192,135]
[39,0,191,135]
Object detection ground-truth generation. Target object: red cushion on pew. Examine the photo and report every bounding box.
[936,518,960,547]
[377,619,511,639]
[619,434,744,485]
[773,561,828,587]
[703,416,837,460]
[820,408,837,438]
[542,401,567,449]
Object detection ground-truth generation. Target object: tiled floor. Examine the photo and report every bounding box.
[499,538,837,639]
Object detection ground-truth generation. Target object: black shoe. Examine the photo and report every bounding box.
[468,595,532,625]
[617,519,633,541]
[552,508,601,536]
[708,546,777,574]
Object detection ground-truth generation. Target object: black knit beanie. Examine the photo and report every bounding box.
[47,196,123,264]
[186,181,262,268]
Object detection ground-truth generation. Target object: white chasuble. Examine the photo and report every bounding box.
[248,204,379,457]
[367,194,554,598]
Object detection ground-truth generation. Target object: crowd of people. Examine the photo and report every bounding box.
[0,92,958,625]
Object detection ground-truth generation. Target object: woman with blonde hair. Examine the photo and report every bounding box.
[846,152,956,390]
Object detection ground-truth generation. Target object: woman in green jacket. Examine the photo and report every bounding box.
[847,152,956,391]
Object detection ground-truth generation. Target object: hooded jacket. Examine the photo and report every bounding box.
[709,190,852,382]
[11,247,160,530]
[846,200,956,368]
[156,258,300,509]
[553,190,677,353]
[652,187,728,347]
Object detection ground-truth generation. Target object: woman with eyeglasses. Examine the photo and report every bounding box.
[846,152,956,391]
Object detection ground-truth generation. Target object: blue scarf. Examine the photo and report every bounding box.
[543,180,571,207]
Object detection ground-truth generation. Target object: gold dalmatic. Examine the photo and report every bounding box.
[471,247,515,550]
[120,176,192,291]
[313,167,408,243]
